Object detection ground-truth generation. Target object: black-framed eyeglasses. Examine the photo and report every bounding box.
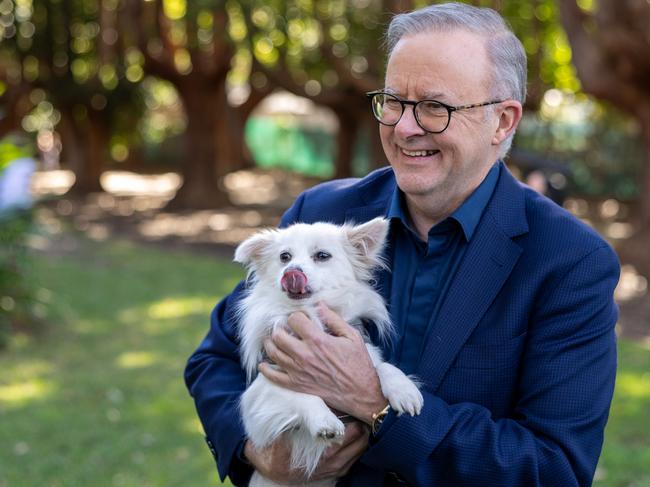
[366,91,505,134]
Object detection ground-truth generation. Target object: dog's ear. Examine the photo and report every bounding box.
[234,230,275,267]
[346,218,389,261]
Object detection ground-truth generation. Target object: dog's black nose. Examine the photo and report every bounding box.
[285,264,303,273]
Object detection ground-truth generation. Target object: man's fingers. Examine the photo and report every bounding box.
[336,425,369,467]
[258,361,291,387]
[338,442,367,477]
[317,302,356,338]
[286,311,322,339]
[271,327,309,359]
[323,421,368,458]
[263,337,295,369]
[313,422,369,480]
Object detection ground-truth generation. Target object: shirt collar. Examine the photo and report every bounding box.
[387,161,501,241]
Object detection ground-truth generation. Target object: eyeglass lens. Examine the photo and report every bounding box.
[371,93,450,133]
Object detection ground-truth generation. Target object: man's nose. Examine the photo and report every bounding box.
[394,105,426,138]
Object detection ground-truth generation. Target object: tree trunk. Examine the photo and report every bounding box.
[639,107,650,228]
[166,80,230,210]
[215,99,252,175]
[0,84,31,137]
[367,118,388,171]
[224,86,273,172]
[59,108,106,195]
[558,0,650,229]
[169,80,273,210]
[333,109,359,179]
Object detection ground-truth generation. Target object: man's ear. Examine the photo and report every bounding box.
[491,100,523,146]
[346,218,390,261]
[234,230,275,267]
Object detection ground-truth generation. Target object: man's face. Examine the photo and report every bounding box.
[380,29,502,208]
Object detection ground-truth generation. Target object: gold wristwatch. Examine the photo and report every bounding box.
[371,404,391,435]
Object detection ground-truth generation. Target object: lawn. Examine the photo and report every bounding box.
[0,236,242,487]
[0,234,648,486]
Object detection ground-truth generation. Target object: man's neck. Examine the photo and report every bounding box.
[405,191,467,241]
[403,162,497,241]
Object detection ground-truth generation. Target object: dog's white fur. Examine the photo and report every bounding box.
[234,218,423,487]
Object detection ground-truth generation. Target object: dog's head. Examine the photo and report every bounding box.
[234,218,389,301]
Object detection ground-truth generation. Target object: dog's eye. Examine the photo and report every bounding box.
[280,252,292,263]
[313,251,331,262]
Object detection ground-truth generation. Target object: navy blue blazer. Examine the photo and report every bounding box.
[185,162,620,486]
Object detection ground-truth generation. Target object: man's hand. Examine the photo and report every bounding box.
[258,303,387,424]
[243,421,370,483]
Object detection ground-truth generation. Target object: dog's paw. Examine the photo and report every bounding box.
[376,362,423,416]
[385,378,423,416]
[306,411,345,442]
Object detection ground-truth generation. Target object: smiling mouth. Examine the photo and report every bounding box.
[401,149,440,157]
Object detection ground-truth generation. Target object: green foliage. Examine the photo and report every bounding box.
[245,0,387,93]
[497,0,581,99]
[242,0,579,104]
[514,93,642,200]
[0,210,36,348]
[0,0,146,160]
[0,139,33,171]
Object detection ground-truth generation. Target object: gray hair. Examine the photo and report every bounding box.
[385,2,527,157]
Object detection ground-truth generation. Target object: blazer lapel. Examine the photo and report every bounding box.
[417,223,522,389]
[416,165,528,390]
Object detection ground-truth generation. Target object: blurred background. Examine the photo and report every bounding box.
[0,0,649,486]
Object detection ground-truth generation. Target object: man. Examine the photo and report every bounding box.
[185,3,620,486]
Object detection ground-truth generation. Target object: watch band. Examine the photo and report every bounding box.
[371,404,391,435]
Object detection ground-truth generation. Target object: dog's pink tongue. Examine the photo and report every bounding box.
[281,270,308,294]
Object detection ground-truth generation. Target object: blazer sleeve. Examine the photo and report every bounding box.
[361,244,620,486]
[183,193,306,485]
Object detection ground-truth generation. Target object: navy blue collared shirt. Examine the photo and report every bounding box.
[385,162,501,375]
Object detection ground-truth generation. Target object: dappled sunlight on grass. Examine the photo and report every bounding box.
[615,264,648,303]
[615,372,650,399]
[116,294,224,337]
[31,169,75,195]
[4,359,53,378]
[0,378,54,407]
[181,416,208,436]
[72,318,107,334]
[100,171,182,197]
[0,360,56,410]
[0,239,238,486]
[116,351,161,369]
[146,296,216,320]
[136,212,270,245]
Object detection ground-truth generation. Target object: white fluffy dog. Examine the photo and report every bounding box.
[234,218,423,487]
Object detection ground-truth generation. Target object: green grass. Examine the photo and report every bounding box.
[596,340,650,487]
[0,237,243,487]
[1,235,649,486]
